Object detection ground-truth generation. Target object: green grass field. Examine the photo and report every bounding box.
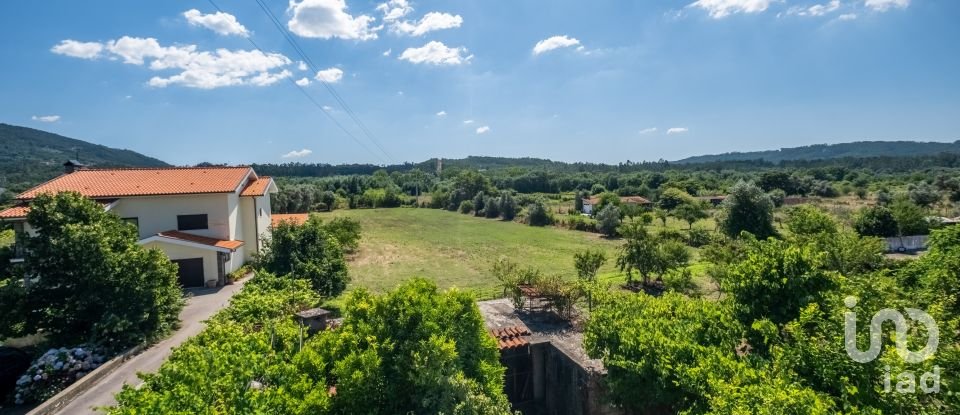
[312,208,624,298]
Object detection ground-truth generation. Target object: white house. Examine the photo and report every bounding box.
[0,162,277,287]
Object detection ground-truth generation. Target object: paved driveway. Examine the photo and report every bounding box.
[54,280,245,414]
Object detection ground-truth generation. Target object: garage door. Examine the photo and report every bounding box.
[172,258,204,287]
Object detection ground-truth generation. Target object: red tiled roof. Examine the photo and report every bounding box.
[271,213,310,227]
[0,204,30,219]
[240,177,273,197]
[489,325,532,351]
[154,230,245,251]
[0,199,118,220]
[16,167,254,200]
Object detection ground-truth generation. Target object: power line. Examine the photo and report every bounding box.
[204,0,387,164]
[250,0,395,163]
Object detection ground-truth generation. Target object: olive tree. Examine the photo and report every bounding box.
[719,181,776,239]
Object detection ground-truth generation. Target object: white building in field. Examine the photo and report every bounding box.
[0,162,277,287]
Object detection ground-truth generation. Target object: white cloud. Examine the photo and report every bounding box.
[864,0,909,12]
[837,12,858,20]
[787,0,840,16]
[463,119,474,124]
[282,149,313,158]
[398,41,472,65]
[249,69,293,86]
[392,12,463,36]
[322,105,334,111]
[687,0,773,18]
[50,40,103,59]
[532,35,581,55]
[295,77,311,86]
[667,127,689,135]
[436,110,447,117]
[382,48,392,56]
[32,115,61,123]
[314,67,344,83]
[476,126,490,134]
[53,36,293,89]
[287,0,380,41]
[183,9,249,36]
[298,61,308,71]
[376,0,413,21]
[638,127,658,134]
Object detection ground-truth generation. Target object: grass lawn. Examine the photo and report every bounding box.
[312,208,623,298]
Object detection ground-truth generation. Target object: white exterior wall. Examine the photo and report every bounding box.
[110,193,233,240]
[582,203,594,215]
[142,241,219,284]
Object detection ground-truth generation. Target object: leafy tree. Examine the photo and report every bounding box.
[497,192,518,221]
[890,197,930,236]
[483,196,500,218]
[12,192,183,349]
[573,249,606,282]
[653,207,668,227]
[616,223,690,285]
[321,217,362,253]
[574,192,584,213]
[767,188,786,207]
[719,181,776,239]
[593,192,621,214]
[853,205,898,237]
[908,182,941,207]
[459,200,474,214]
[672,200,708,229]
[785,205,837,237]
[472,191,486,217]
[595,205,621,237]
[875,189,893,205]
[526,199,552,226]
[259,215,349,297]
[657,187,692,210]
[319,190,337,211]
[721,238,836,325]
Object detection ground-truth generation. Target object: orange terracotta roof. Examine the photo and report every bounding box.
[0,204,30,219]
[240,176,273,197]
[489,325,532,351]
[16,167,254,200]
[154,230,245,251]
[271,213,310,227]
[0,199,117,220]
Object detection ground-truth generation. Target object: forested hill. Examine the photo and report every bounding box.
[0,123,168,192]
[675,140,960,164]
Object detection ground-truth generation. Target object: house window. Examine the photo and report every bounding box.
[177,214,208,231]
[122,217,139,232]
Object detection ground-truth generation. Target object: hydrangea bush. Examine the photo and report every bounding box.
[13,346,105,405]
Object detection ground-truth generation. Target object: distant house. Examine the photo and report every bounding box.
[0,162,277,287]
[582,195,651,215]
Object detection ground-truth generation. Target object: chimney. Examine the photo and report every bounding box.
[63,160,86,174]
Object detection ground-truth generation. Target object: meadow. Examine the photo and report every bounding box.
[313,207,721,299]
[313,208,626,298]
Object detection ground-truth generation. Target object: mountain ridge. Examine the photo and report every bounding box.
[674,140,960,164]
[0,123,169,193]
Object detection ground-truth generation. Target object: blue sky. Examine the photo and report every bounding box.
[1,0,958,165]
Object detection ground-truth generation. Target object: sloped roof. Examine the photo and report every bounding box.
[151,230,245,251]
[489,325,532,351]
[585,196,652,205]
[271,213,310,227]
[240,176,274,197]
[0,199,118,220]
[16,167,254,200]
[0,204,30,219]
